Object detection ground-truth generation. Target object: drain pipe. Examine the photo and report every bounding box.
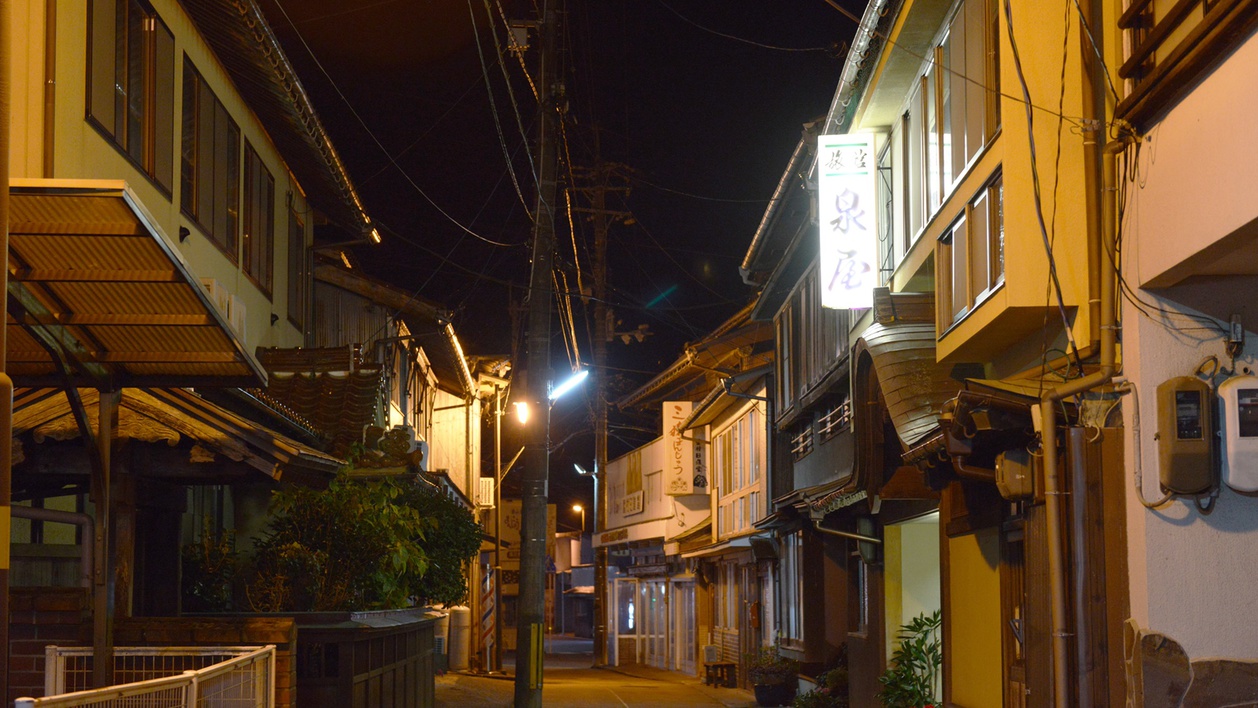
[1039,135,1128,706]
[811,518,881,545]
[9,506,94,589]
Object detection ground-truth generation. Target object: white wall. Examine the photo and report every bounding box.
[1129,31,1258,288]
[430,389,474,499]
[1122,29,1258,659]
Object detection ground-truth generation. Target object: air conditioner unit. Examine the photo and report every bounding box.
[479,477,495,508]
[415,440,430,472]
[228,294,246,340]
[200,278,230,315]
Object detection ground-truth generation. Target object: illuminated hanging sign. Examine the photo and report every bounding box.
[663,401,695,496]
[817,134,877,310]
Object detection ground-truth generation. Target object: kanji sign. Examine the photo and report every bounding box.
[818,134,877,310]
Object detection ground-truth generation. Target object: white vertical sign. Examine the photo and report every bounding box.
[818,134,877,310]
[663,401,694,495]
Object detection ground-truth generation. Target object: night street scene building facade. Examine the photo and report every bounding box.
[4,0,1258,706]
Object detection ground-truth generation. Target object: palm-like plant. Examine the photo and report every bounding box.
[876,610,941,708]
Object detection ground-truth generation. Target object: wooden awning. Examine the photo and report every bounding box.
[7,180,266,388]
[12,387,343,495]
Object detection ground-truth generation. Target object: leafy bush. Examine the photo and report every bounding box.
[877,610,941,708]
[242,472,478,611]
[793,659,849,708]
[398,482,484,607]
[747,646,799,686]
[181,522,237,612]
[246,473,434,612]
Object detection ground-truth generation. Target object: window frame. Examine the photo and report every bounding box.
[288,205,308,329]
[86,0,175,196]
[780,531,804,645]
[181,56,241,261]
[715,405,765,538]
[242,141,276,297]
[936,172,1004,330]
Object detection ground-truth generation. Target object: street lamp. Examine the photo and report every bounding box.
[574,463,598,541]
[572,504,585,532]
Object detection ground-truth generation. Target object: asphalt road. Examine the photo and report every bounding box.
[437,639,759,707]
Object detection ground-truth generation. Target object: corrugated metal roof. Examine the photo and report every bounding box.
[7,181,266,388]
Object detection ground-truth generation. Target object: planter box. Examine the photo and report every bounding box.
[293,609,439,708]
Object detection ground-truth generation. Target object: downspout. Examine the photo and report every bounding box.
[811,518,881,545]
[1039,136,1128,707]
[43,1,55,177]
[9,506,93,589]
[465,394,474,504]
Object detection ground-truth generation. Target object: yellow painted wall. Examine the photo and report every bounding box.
[943,0,1094,367]
[10,0,310,352]
[947,527,1002,708]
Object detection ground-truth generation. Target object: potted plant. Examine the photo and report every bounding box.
[877,610,941,708]
[747,645,799,707]
[792,649,849,708]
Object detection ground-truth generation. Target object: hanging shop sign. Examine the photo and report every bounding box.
[817,133,877,310]
[663,401,695,495]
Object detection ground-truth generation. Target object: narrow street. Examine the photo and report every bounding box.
[436,636,759,707]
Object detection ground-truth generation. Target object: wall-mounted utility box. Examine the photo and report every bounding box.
[1156,377,1214,495]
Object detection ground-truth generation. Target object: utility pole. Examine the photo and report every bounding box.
[515,0,561,704]
[0,1,12,698]
[589,158,610,669]
[572,153,629,668]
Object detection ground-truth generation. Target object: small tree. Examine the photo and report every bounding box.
[246,473,432,612]
[877,610,941,708]
[400,483,483,607]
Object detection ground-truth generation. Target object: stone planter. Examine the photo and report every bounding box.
[753,681,798,707]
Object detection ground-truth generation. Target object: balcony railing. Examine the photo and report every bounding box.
[17,645,275,708]
[1118,0,1258,128]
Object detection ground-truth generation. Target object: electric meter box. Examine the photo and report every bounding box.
[996,447,1037,500]
[1156,376,1214,495]
[1218,374,1258,492]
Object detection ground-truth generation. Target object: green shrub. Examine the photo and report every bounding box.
[877,610,941,708]
[241,472,480,611]
[746,645,799,686]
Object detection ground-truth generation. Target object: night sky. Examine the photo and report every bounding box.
[256,0,857,525]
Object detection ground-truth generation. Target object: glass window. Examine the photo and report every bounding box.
[182,58,240,258]
[243,143,275,295]
[87,0,174,192]
[904,0,1001,237]
[925,68,940,210]
[716,404,766,537]
[906,85,924,239]
[781,532,804,642]
[287,207,307,328]
[618,582,637,634]
[776,307,793,412]
[937,173,1004,329]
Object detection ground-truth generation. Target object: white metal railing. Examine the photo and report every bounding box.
[15,645,275,708]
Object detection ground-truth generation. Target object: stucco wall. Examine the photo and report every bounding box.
[946,527,1002,707]
[12,0,311,352]
[1121,29,1258,660]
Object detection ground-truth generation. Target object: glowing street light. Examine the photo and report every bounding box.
[572,504,585,532]
[548,369,589,403]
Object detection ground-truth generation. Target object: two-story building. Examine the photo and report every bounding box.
[605,304,771,684]
[4,0,483,700]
